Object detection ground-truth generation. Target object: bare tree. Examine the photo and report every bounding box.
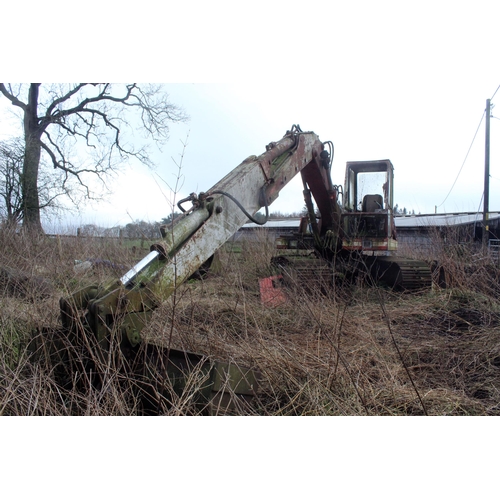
[0,83,187,230]
[0,137,79,227]
[0,138,23,226]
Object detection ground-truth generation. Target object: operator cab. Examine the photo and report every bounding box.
[342,160,397,253]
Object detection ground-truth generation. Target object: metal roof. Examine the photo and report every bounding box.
[393,213,487,228]
[242,213,500,230]
[242,219,302,229]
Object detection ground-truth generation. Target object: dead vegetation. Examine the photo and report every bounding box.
[1,225,500,415]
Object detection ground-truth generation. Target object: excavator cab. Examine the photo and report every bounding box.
[342,160,397,253]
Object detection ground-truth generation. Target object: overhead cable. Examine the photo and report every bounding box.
[436,110,485,208]
[491,84,500,102]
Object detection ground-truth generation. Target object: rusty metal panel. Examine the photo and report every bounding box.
[259,275,286,307]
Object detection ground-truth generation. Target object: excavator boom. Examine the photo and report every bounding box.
[61,126,328,348]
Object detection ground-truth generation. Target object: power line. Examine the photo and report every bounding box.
[477,192,484,214]
[491,84,500,102]
[436,110,485,208]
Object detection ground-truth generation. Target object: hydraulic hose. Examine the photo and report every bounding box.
[209,188,269,225]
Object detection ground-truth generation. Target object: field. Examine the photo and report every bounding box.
[1,226,500,416]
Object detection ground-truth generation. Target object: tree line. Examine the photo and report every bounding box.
[75,208,308,240]
[77,214,181,240]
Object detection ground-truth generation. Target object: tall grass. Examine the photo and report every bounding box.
[1,224,500,415]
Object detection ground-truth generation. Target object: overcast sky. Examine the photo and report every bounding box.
[2,1,500,230]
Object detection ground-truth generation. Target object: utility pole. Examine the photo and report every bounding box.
[483,98,491,250]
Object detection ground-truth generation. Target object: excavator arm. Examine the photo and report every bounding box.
[53,125,430,413]
[60,126,329,351]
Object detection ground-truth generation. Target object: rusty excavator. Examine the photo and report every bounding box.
[47,125,431,413]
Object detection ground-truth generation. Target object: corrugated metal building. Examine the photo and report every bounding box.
[238,213,500,249]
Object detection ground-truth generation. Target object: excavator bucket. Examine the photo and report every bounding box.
[137,345,261,414]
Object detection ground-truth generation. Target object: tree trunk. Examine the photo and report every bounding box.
[22,84,43,231]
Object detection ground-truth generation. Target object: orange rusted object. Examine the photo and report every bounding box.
[259,275,287,307]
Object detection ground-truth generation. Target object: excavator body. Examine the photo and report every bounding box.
[271,150,432,291]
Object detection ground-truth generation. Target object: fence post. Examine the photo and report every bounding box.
[57,235,63,260]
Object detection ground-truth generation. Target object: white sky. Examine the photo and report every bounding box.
[2,1,500,230]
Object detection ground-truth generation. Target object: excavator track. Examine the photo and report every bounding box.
[271,255,336,294]
[364,256,433,291]
[271,254,433,295]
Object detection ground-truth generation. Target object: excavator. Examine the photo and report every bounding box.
[50,125,431,413]
[270,154,431,292]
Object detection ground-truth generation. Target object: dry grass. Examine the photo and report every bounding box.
[1,224,500,415]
